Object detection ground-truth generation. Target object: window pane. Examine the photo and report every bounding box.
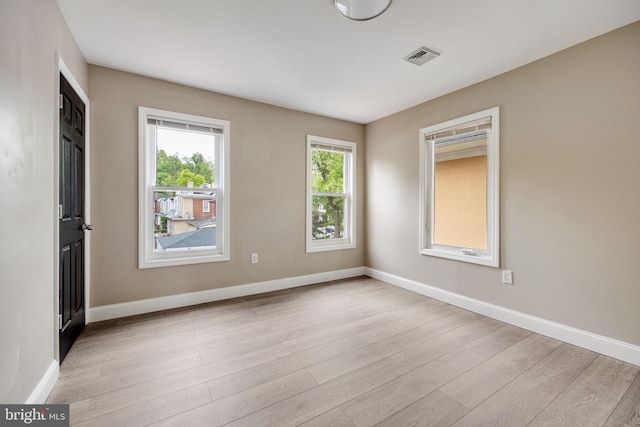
[419,107,498,266]
[433,138,487,250]
[155,127,216,187]
[153,189,217,251]
[312,195,345,240]
[311,150,344,193]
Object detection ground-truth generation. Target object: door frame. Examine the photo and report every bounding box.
[54,55,91,362]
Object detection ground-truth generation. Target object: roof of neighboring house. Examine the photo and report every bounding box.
[155,227,216,250]
[169,191,216,200]
[164,216,192,221]
[155,192,216,201]
[186,193,216,200]
[187,217,216,228]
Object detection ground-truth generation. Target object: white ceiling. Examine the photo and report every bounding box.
[57,0,640,124]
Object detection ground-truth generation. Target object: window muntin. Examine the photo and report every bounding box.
[419,107,499,267]
[139,107,230,268]
[306,135,356,252]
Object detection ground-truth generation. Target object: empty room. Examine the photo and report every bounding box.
[1,0,640,425]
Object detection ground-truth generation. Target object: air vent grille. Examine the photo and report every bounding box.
[404,47,440,66]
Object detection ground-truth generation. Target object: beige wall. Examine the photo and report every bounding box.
[365,21,640,346]
[0,1,87,402]
[169,219,191,236]
[1,0,636,405]
[89,66,365,306]
[177,196,194,220]
[434,155,487,249]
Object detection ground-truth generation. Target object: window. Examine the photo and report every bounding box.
[138,107,230,268]
[419,107,499,267]
[306,135,356,252]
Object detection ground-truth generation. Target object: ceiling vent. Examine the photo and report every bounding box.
[404,46,440,66]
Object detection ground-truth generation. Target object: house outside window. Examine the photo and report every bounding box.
[306,135,356,253]
[138,107,230,268]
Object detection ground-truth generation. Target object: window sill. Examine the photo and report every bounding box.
[420,247,498,268]
[306,241,356,253]
[139,252,230,269]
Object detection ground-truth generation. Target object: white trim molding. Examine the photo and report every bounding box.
[88,267,365,323]
[87,265,640,366]
[56,56,91,320]
[306,135,357,253]
[55,55,91,368]
[138,106,231,269]
[419,107,500,267]
[26,360,59,404]
[365,267,640,367]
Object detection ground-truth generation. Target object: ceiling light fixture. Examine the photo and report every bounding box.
[335,0,392,21]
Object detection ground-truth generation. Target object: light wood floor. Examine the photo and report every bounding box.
[48,277,640,426]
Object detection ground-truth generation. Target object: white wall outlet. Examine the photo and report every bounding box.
[251,253,259,264]
[502,269,513,285]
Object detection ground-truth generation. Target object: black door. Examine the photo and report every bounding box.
[59,74,86,363]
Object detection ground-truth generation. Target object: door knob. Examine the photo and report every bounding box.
[82,224,94,231]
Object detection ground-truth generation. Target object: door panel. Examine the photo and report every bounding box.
[74,241,83,313]
[59,74,86,363]
[61,245,71,324]
[74,146,83,218]
[62,136,72,220]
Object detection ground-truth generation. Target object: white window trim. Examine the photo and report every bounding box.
[138,106,230,269]
[203,200,210,213]
[419,107,500,267]
[306,135,357,253]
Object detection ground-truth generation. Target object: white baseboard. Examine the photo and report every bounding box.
[88,267,366,323]
[365,267,640,367]
[86,265,639,366]
[26,360,59,404]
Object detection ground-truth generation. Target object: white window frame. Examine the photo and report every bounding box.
[419,107,500,267]
[138,106,230,269]
[202,200,210,213]
[306,135,357,253]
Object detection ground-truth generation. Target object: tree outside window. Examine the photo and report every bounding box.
[306,135,356,252]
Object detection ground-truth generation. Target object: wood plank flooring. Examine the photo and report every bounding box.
[47,277,640,426]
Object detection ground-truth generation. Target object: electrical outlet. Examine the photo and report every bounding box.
[251,253,259,264]
[502,269,513,285]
